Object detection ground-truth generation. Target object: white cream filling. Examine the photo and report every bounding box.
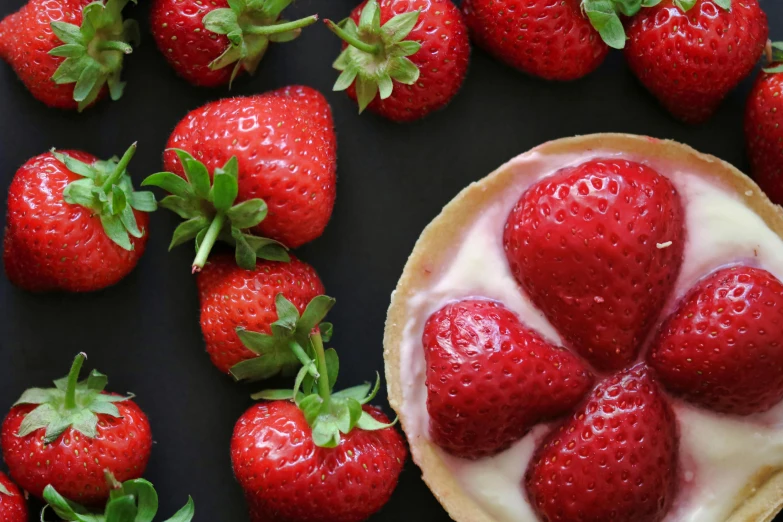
[397,147,783,522]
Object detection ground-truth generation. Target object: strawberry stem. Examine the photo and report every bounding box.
[324,19,381,55]
[100,142,137,192]
[193,212,226,273]
[311,332,331,402]
[64,353,87,410]
[96,40,133,54]
[104,470,123,491]
[244,15,319,35]
[290,340,320,378]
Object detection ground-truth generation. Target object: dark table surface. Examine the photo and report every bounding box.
[1,0,782,520]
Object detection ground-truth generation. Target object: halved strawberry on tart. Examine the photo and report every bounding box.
[384,134,783,522]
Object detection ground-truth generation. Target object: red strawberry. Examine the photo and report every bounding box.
[0,473,27,522]
[326,0,470,122]
[232,402,406,522]
[151,86,336,263]
[43,471,195,521]
[232,301,406,521]
[422,299,594,459]
[0,0,139,110]
[526,365,679,522]
[3,144,154,293]
[649,266,783,415]
[196,253,325,375]
[504,159,685,372]
[461,0,608,81]
[625,0,768,124]
[150,0,317,88]
[1,354,152,505]
[746,42,783,204]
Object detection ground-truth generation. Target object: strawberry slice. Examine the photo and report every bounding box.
[649,266,783,415]
[525,364,679,522]
[504,159,685,372]
[423,299,594,459]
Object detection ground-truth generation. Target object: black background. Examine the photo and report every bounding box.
[1,0,781,520]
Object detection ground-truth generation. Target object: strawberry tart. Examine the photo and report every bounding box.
[384,134,783,522]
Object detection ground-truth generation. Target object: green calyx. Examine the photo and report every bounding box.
[14,354,132,444]
[203,0,318,86]
[581,0,729,50]
[326,0,422,113]
[230,294,335,382]
[251,295,397,448]
[673,0,730,12]
[142,150,289,273]
[49,0,140,111]
[42,471,195,522]
[56,143,156,251]
[0,483,12,496]
[765,41,783,74]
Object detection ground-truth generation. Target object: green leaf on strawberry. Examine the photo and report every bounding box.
[250,295,397,448]
[765,42,783,73]
[673,0,729,10]
[326,0,422,112]
[0,483,12,496]
[142,150,289,272]
[581,0,729,49]
[231,294,336,382]
[202,0,318,86]
[55,143,155,251]
[49,0,140,111]
[14,354,132,444]
[42,471,195,522]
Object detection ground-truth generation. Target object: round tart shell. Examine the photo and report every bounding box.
[383,133,783,522]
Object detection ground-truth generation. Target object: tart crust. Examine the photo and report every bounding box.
[383,133,783,522]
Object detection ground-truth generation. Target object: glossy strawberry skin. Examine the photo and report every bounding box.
[423,299,594,459]
[150,0,234,87]
[0,0,104,109]
[344,0,470,122]
[165,86,337,248]
[231,401,407,522]
[625,0,768,124]
[746,68,783,204]
[3,151,149,293]
[504,159,685,372]
[1,396,152,505]
[197,253,325,373]
[649,266,783,415]
[462,0,607,81]
[526,365,679,522]
[0,472,28,522]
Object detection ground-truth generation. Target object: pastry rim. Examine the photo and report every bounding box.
[382,133,783,522]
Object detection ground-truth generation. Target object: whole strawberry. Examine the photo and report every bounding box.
[423,299,594,459]
[44,471,195,522]
[232,319,406,522]
[1,354,152,505]
[526,365,679,522]
[746,42,783,204]
[0,0,139,110]
[197,253,325,375]
[462,0,609,80]
[150,0,317,87]
[504,159,685,372]
[649,266,783,415]
[625,0,768,124]
[146,86,336,268]
[4,144,155,292]
[326,0,470,122]
[0,472,27,522]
